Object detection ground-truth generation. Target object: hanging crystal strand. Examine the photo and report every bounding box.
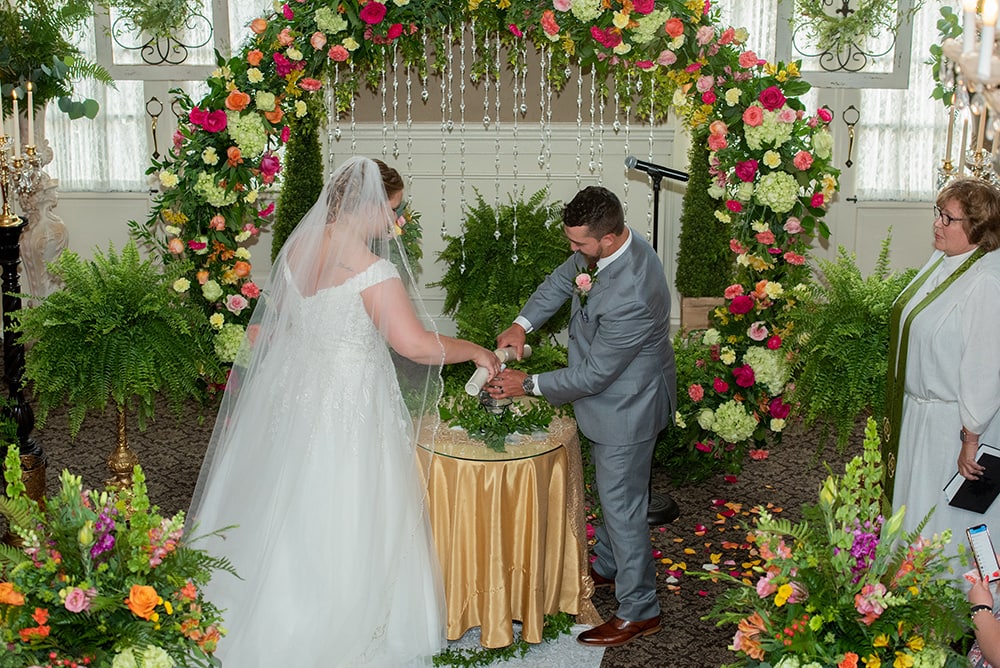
[645,72,656,242]
[421,32,430,105]
[576,65,584,189]
[459,22,471,273]
[617,73,631,216]
[405,64,414,190]
[490,31,503,241]
[511,43,526,264]
[349,61,358,155]
[545,61,554,184]
[588,68,597,178]
[538,45,548,170]
[391,43,400,159]
[327,66,340,174]
[440,25,451,239]
[380,45,390,158]
[598,77,606,185]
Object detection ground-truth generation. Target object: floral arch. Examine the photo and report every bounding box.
[138,0,839,462]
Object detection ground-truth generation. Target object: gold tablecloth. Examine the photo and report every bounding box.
[416,413,600,648]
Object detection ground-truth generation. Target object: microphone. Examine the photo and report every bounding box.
[625,156,689,182]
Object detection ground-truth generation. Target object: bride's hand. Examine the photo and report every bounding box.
[474,348,502,379]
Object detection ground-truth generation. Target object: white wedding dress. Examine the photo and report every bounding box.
[190,259,446,667]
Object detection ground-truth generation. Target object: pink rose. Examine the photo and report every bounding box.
[783,251,805,265]
[733,364,755,388]
[278,27,294,46]
[167,238,184,255]
[202,110,227,133]
[723,284,744,299]
[226,294,249,315]
[726,200,742,213]
[778,108,797,123]
[688,384,705,402]
[817,107,833,123]
[664,18,684,38]
[755,230,775,245]
[172,130,184,149]
[575,273,593,292]
[742,105,764,127]
[729,295,754,315]
[696,25,714,46]
[310,31,327,50]
[783,217,803,234]
[718,27,735,45]
[709,120,727,136]
[766,335,782,350]
[695,442,712,453]
[737,50,758,69]
[811,193,825,208]
[241,281,261,299]
[756,572,777,598]
[633,0,654,13]
[64,587,94,613]
[360,1,387,25]
[657,49,678,66]
[735,159,758,182]
[747,321,768,341]
[328,45,349,62]
[713,377,729,393]
[209,215,226,231]
[387,23,403,40]
[260,153,281,177]
[769,397,790,419]
[793,150,814,171]
[707,133,727,151]
[758,85,787,111]
[554,0,571,10]
[188,106,207,127]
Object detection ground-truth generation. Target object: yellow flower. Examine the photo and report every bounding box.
[873,634,890,648]
[173,278,191,293]
[613,10,630,29]
[775,69,788,82]
[209,314,225,330]
[786,61,801,77]
[907,585,919,596]
[295,100,307,118]
[863,655,881,668]
[764,281,784,299]
[725,88,741,106]
[762,150,781,168]
[343,37,360,51]
[496,0,510,8]
[561,35,576,56]
[764,62,778,75]
[468,0,482,9]
[613,42,631,56]
[774,583,793,606]
[684,0,702,13]
[164,600,173,615]
[247,68,264,84]
[893,652,914,668]
[905,636,924,651]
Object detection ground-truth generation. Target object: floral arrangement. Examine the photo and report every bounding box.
[573,265,597,308]
[0,446,233,668]
[704,418,969,668]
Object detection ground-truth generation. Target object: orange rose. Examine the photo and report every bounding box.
[247,49,264,66]
[664,17,684,38]
[196,270,210,285]
[225,90,251,112]
[233,261,251,278]
[0,582,24,606]
[227,146,243,167]
[250,17,268,34]
[167,238,185,255]
[125,584,161,620]
[838,653,859,668]
[265,107,284,124]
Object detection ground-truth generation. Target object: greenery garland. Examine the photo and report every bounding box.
[432,612,574,667]
[99,0,203,39]
[791,0,924,52]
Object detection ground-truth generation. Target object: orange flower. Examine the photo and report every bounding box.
[247,49,263,66]
[265,107,284,124]
[250,17,267,34]
[0,582,25,606]
[125,584,161,620]
[227,146,243,167]
[167,238,185,255]
[178,581,198,602]
[839,652,860,668]
[196,270,210,285]
[225,90,251,112]
[233,261,251,278]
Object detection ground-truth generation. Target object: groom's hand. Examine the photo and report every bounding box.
[495,324,527,359]
[485,369,528,399]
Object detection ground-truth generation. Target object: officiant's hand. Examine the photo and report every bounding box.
[960,438,986,480]
[485,369,528,400]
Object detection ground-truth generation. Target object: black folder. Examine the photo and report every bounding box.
[945,444,1000,514]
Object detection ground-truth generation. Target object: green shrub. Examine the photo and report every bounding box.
[272,98,324,261]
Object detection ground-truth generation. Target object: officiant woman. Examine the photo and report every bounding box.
[882,177,1000,562]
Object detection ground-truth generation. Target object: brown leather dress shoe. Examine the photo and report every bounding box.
[577,615,661,647]
[589,567,615,589]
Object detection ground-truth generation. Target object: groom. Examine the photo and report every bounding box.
[487,185,676,648]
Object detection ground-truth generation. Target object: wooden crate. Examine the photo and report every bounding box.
[679,296,724,332]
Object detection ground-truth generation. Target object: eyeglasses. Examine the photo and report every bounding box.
[933,205,967,227]
[393,199,409,219]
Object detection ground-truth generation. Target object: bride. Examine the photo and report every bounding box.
[187,157,500,666]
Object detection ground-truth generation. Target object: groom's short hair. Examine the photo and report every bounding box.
[563,186,625,239]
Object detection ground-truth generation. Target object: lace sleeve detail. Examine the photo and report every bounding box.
[356,260,401,291]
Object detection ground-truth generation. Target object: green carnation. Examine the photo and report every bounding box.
[201,279,223,302]
[214,323,246,363]
[812,128,834,160]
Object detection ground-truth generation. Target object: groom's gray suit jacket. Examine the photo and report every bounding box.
[520,229,676,446]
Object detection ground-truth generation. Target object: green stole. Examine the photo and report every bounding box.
[881,248,985,505]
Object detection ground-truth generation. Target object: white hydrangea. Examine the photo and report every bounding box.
[743,346,791,395]
[755,171,799,214]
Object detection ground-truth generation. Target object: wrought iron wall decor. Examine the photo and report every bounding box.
[110,9,213,66]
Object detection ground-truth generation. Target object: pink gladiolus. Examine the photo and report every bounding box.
[733,364,755,388]
[586,523,595,539]
[241,281,261,299]
[360,1,387,24]
[766,335,782,350]
[749,449,769,460]
[696,25,714,46]
[793,151,814,170]
[172,130,184,149]
[713,377,729,393]
[729,239,747,254]
[735,159,758,182]
[280,126,291,143]
[747,321,768,341]
[783,217,803,234]
[203,110,227,133]
[310,31,327,50]
[726,200,742,213]
[187,239,207,252]
[737,50,758,68]
[695,442,712,453]
[243,222,260,235]
[299,77,322,91]
[688,384,705,402]
[758,85,787,111]
[723,284,744,299]
[508,24,523,37]
[783,251,805,265]
[636,60,655,70]
[756,572,777,597]
[328,45,349,62]
[591,26,621,48]
[685,62,702,73]
[755,230,775,245]
[729,295,754,315]
[742,105,764,127]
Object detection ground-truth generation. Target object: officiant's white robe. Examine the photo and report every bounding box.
[892,248,1000,568]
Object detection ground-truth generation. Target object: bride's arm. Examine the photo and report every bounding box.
[363,278,501,374]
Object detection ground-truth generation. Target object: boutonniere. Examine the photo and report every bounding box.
[574,265,597,308]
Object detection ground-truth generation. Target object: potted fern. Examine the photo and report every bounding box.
[788,233,917,449]
[11,240,223,486]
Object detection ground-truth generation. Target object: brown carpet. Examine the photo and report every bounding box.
[11,387,860,668]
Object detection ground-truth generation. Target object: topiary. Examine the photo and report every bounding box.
[788,232,917,450]
[674,135,733,297]
[272,96,324,261]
